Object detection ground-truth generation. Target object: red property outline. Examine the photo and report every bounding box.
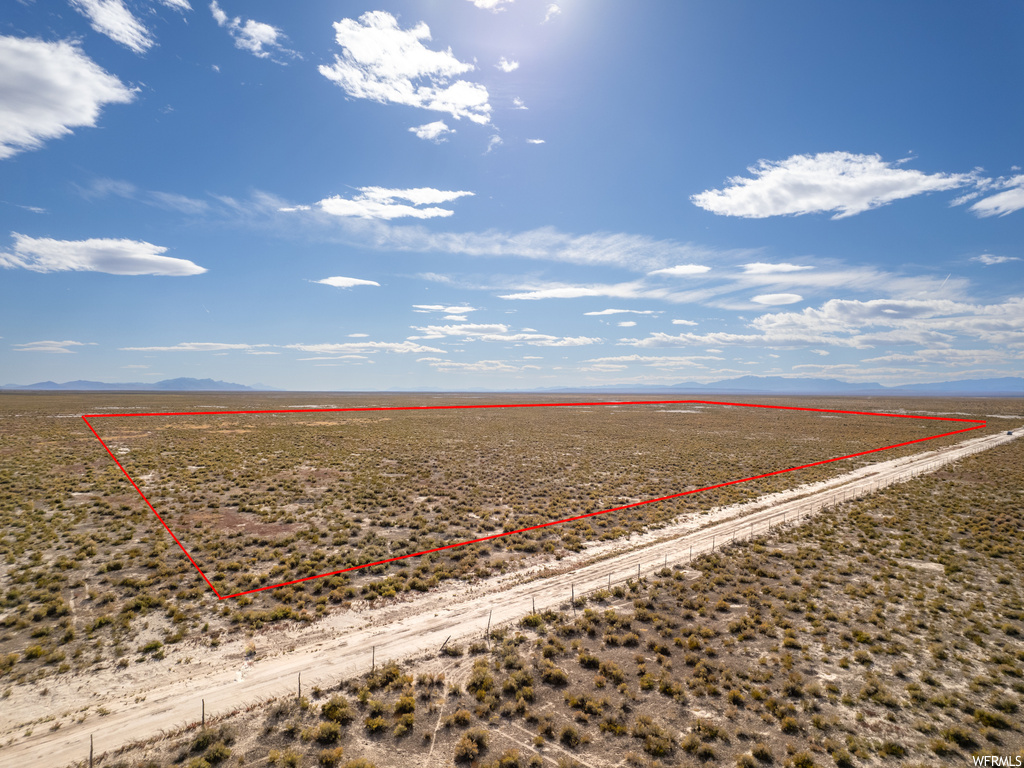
[82,400,986,600]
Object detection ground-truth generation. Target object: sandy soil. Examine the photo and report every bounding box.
[2,426,1019,767]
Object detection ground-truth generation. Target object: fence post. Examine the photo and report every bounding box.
[90,734,93,768]
[202,699,205,729]
[298,672,301,701]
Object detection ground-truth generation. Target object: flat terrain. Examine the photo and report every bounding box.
[0,393,1021,767]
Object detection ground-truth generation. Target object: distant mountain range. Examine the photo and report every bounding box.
[2,375,1021,396]
[1,377,265,391]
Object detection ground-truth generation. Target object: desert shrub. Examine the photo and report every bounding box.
[317,747,345,767]
[974,708,1012,729]
[751,742,773,762]
[313,721,341,744]
[322,695,354,724]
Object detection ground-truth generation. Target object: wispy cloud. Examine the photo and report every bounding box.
[210,1,298,61]
[120,342,269,352]
[971,254,1020,266]
[289,341,445,355]
[496,57,519,73]
[282,187,474,220]
[584,309,662,316]
[361,224,741,272]
[0,37,135,160]
[583,354,721,370]
[648,264,711,277]
[0,233,206,276]
[413,304,479,314]
[315,276,380,288]
[70,0,153,54]
[692,152,973,219]
[418,357,538,373]
[409,120,454,143]
[543,4,562,23]
[408,322,601,347]
[970,175,1024,218]
[319,11,491,124]
[75,178,210,214]
[13,340,96,354]
[742,262,813,274]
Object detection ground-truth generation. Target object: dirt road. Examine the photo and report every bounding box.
[2,426,1019,767]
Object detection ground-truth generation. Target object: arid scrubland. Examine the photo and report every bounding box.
[0,393,1016,689]
[91,411,1024,768]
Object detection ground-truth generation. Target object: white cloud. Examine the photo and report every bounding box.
[70,0,153,54]
[0,233,206,276]
[672,319,697,326]
[751,293,803,306]
[467,0,514,11]
[413,304,479,314]
[410,323,509,338]
[500,281,647,301]
[543,4,562,23]
[496,57,519,73]
[526,138,545,144]
[287,187,474,220]
[584,309,662,316]
[621,297,1024,354]
[13,340,95,354]
[289,341,445,355]
[971,254,1020,266]
[210,1,297,61]
[970,175,1024,218]
[409,120,453,142]
[648,264,711,277]
[409,323,600,347]
[319,11,491,124]
[120,342,268,352]
[159,0,192,11]
[691,152,973,219]
[811,350,829,356]
[512,97,528,110]
[348,333,369,338]
[583,354,720,369]
[617,321,637,327]
[315,276,380,288]
[0,37,135,160]
[741,262,812,274]
[418,357,536,373]
[485,135,503,153]
[370,224,734,272]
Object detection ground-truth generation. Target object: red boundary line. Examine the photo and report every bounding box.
[81,399,986,600]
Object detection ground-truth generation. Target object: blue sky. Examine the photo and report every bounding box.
[2,0,1022,390]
